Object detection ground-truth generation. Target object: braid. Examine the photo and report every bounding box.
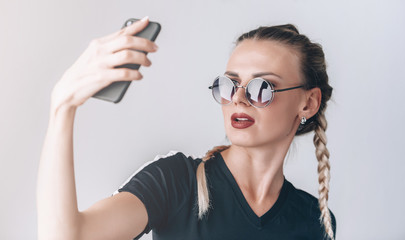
[196,145,230,219]
[313,112,334,240]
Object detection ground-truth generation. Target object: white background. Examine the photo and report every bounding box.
[1,0,404,239]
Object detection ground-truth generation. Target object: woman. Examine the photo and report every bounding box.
[37,16,336,240]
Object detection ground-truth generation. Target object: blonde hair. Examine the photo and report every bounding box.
[196,145,230,218]
[197,24,335,239]
[314,111,334,240]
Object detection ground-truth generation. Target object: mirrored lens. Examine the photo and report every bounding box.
[246,79,273,107]
[212,76,235,105]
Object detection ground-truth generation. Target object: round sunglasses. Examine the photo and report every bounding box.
[209,76,304,108]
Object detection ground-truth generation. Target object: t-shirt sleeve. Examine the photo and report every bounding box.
[112,151,198,239]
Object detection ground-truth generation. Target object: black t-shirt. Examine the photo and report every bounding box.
[115,151,337,240]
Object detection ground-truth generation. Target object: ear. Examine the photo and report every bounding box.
[300,87,321,119]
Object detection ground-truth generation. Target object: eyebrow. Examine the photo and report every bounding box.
[224,71,283,79]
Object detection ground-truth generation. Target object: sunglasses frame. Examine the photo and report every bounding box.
[209,75,304,108]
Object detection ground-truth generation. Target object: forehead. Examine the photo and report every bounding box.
[226,39,302,82]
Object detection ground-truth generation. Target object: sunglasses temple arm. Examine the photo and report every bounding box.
[273,85,304,93]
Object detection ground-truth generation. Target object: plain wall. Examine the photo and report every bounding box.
[1,0,404,239]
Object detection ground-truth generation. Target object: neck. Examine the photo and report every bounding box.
[221,139,292,201]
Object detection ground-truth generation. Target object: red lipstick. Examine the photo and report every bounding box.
[231,113,255,129]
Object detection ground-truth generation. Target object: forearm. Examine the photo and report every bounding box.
[37,104,81,240]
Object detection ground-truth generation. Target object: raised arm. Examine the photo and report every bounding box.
[36,17,157,240]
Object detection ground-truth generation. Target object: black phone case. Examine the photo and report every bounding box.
[92,18,161,103]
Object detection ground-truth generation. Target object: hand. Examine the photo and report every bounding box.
[51,16,158,110]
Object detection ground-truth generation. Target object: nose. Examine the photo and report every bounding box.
[232,86,250,107]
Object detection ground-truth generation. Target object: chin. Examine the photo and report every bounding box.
[226,131,262,148]
[225,125,289,149]
[232,139,267,148]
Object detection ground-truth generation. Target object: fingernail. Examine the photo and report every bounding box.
[153,43,159,51]
[140,16,149,22]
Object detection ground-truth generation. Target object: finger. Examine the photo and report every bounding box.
[104,50,151,68]
[97,16,149,44]
[122,16,150,36]
[103,35,158,54]
[102,68,144,83]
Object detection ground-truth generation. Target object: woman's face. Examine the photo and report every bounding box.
[222,39,306,148]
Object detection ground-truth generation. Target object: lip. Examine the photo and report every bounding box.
[231,113,255,129]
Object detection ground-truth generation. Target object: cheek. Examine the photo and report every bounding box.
[222,107,231,126]
[259,96,301,129]
[222,109,233,139]
[273,92,302,113]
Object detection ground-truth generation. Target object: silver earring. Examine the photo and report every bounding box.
[300,117,307,125]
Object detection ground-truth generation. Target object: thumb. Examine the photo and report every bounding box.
[124,16,150,36]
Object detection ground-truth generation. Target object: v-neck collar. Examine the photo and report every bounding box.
[214,151,290,229]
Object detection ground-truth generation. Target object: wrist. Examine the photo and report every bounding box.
[49,102,77,121]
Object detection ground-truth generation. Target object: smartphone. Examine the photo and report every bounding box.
[92,18,161,103]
